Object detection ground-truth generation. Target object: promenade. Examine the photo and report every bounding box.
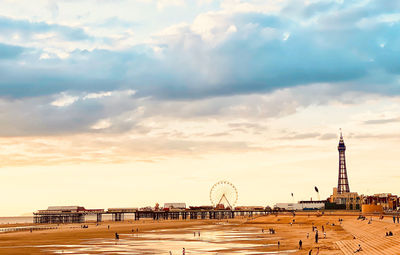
[337,216,400,254]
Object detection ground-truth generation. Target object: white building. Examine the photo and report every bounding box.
[274,202,325,211]
[274,203,303,210]
[164,203,186,209]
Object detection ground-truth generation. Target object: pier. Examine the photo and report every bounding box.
[33,206,268,224]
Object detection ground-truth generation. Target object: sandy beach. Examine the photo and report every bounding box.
[2,212,399,254]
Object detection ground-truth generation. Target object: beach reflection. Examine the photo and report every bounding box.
[40,225,296,254]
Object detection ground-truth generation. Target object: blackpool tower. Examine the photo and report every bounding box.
[337,130,350,193]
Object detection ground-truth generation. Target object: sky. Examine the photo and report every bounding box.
[0,0,400,216]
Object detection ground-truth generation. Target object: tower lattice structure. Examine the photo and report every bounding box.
[337,131,350,193]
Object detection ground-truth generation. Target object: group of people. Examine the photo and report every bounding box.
[386,231,394,236]
[357,215,366,220]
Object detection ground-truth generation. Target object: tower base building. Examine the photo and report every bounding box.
[328,187,361,210]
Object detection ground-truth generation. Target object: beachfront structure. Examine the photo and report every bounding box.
[274,203,302,211]
[234,206,265,211]
[328,187,361,210]
[34,205,268,224]
[274,201,325,211]
[164,203,186,209]
[299,200,326,210]
[34,206,104,224]
[362,193,399,211]
[362,204,384,214]
[337,131,350,194]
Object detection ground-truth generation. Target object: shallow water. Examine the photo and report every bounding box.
[39,225,297,255]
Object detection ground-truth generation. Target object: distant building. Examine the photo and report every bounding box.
[299,200,326,210]
[362,204,383,214]
[234,206,265,211]
[215,204,225,210]
[38,206,104,214]
[107,208,137,213]
[328,187,361,210]
[363,193,399,211]
[163,203,186,209]
[189,206,214,210]
[274,202,325,211]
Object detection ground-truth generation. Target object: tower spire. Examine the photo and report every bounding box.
[337,130,350,194]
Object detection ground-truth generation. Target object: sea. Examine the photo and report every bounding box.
[0,216,33,224]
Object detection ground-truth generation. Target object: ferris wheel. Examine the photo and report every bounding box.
[210,181,238,209]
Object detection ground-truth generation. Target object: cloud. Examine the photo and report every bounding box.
[1,0,400,100]
[363,117,400,125]
[0,43,24,59]
[319,133,337,140]
[280,132,321,140]
[0,2,400,99]
[0,0,399,137]
[0,16,92,42]
[157,0,185,10]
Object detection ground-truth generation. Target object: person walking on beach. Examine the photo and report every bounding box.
[115,232,119,240]
[393,216,396,224]
[315,230,319,243]
[277,241,280,249]
[397,216,399,223]
[182,248,185,255]
[299,240,302,249]
[307,233,309,239]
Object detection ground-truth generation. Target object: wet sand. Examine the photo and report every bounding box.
[0,212,395,254]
